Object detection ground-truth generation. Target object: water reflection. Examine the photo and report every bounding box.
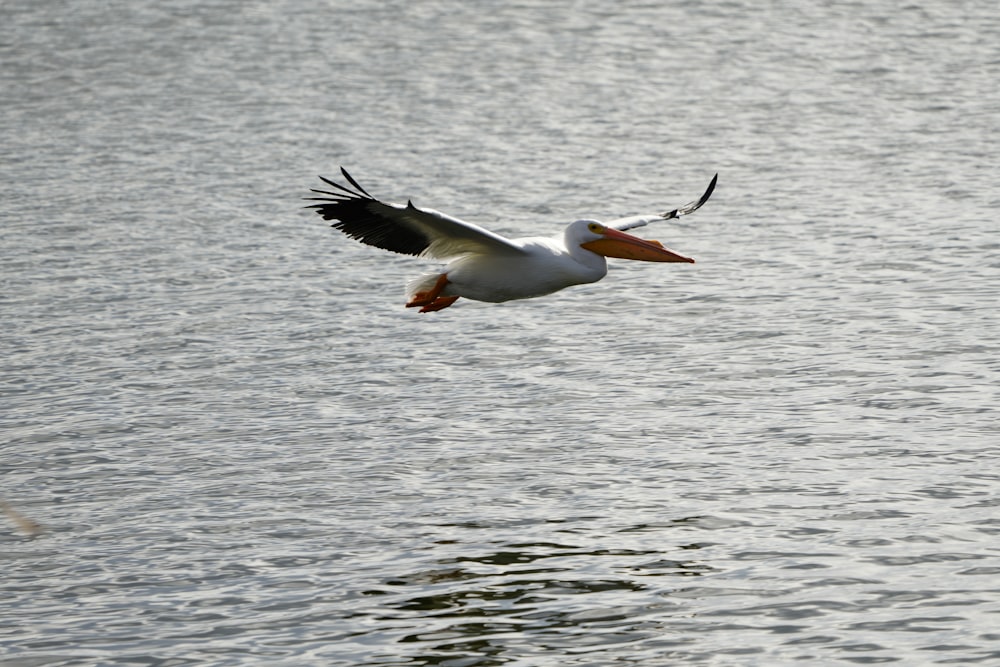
[362,539,713,665]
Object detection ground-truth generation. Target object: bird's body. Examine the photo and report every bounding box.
[408,227,605,304]
[306,168,717,312]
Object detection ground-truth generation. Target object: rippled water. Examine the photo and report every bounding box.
[3,0,999,665]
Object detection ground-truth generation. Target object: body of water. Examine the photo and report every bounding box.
[2,1,999,665]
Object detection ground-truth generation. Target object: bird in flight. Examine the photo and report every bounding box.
[305,168,717,313]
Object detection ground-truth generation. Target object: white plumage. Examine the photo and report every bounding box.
[306,168,717,312]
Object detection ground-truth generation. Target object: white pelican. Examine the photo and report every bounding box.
[306,168,717,313]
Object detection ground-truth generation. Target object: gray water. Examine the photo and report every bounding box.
[2,1,999,665]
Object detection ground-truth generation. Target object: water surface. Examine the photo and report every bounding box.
[2,1,999,665]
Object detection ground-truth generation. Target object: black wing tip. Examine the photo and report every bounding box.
[304,167,378,211]
[661,173,719,220]
[312,168,376,197]
[699,173,719,206]
[339,166,375,198]
[302,170,432,257]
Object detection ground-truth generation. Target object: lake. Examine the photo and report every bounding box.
[2,0,999,665]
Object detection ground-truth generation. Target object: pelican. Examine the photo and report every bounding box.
[305,168,717,312]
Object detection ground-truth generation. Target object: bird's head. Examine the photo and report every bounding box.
[567,220,694,263]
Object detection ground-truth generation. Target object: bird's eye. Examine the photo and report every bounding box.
[587,222,603,233]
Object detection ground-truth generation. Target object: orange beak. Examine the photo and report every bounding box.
[581,227,694,263]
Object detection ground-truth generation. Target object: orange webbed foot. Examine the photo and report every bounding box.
[406,291,434,308]
[418,296,459,313]
[406,273,450,308]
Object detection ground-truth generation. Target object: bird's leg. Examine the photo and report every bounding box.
[406,273,450,308]
[418,296,459,313]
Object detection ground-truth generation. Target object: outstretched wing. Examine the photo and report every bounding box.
[305,168,526,259]
[610,173,718,232]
